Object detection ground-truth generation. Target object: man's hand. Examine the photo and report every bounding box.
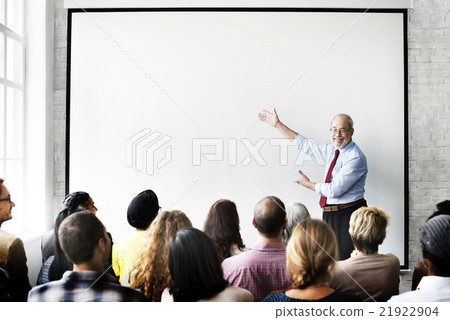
[258,108,279,127]
[294,170,316,191]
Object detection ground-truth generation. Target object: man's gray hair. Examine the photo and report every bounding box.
[332,114,354,130]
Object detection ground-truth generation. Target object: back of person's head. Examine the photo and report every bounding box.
[58,211,106,265]
[286,219,337,289]
[427,200,450,221]
[129,210,192,301]
[127,189,160,230]
[349,206,390,254]
[253,196,286,238]
[283,202,310,243]
[63,191,91,211]
[168,227,228,302]
[203,199,245,261]
[420,215,450,276]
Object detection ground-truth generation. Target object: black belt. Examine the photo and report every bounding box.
[323,199,366,212]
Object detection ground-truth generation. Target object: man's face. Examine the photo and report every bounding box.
[86,197,98,214]
[0,184,15,225]
[330,116,354,149]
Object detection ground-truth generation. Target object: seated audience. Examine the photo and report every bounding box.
[203,199,247,262]
[411,200,450,290]
[0,178,31,301]
[222,196,289,301]
[28,211,147,302]
[329,206,400,301]
[389,215,450,302]
[129,210,192,301]
[161,227,253,302]
[263,219,361,302]
[283,202,310,244]
[112,189,160,284]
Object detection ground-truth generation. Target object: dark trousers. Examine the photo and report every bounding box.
[322,200,367,260]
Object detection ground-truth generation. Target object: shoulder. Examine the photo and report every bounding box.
[0,229,19,245]
[262,292,290,302]
[220,286,254,302]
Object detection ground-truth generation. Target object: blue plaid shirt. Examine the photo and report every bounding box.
[28,270,147,302]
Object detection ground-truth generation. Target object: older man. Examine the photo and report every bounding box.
[0,178,31,301]
[258,109,368,259]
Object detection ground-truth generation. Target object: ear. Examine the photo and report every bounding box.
[252,218,256,228]
[283,219,287,229]
[97,237,106,253]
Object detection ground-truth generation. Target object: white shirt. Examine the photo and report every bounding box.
[388,276,450,302]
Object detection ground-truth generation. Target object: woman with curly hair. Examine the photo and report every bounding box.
[203,199,246,262]
[263,219,360,302]
[129,210,191,301]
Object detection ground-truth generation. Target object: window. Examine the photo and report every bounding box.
[0,0,25,233]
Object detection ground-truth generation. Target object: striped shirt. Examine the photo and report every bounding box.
[222,242,288,302]
[28,271,147,302]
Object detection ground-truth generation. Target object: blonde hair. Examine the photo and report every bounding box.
[129,210,192,301]
[349,206,390,254]
[286,219,337,289]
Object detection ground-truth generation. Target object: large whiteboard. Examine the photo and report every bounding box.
[67,9,407,266]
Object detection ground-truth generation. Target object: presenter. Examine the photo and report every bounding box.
[258,109,367,260]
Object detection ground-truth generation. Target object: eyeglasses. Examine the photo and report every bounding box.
[330,128,349,135]
[0,195,11,203]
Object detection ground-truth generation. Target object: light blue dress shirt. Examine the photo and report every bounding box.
[294,134,367,205]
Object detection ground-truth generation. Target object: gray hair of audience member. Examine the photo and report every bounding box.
[283,202,310,244]
[420,215,450,276]
[58,211,107,265]
[253,196,286,238]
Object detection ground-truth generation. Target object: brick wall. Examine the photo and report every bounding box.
[52,0,450,293]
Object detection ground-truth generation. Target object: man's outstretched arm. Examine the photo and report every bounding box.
[258,108,299,142]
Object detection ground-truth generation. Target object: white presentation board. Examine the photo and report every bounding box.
[67,8,408,266]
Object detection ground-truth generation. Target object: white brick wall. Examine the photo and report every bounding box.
[52,0,450,293]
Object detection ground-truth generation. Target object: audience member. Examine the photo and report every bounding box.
[263,219,361,302]
[329,206,400,301]
[411,200,450,290]
[112,190,159,284]
[0,178,31,301]
[37,191,93,285]
[222,196,289,301]
[161,227,253,302]
[203,199,247,262]
[283,202,310,244]
[28,211,147,302]
[39,191,112,284]
[389,215,450,302]
[129,210,191,301]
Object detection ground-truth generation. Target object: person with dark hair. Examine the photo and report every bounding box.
[28,211,147,302]
[161,227,253,302]
[37,191,102,285]
[389,215,450,302]
[263,219,360,302]
[0,178,31,301]
[112,190,160,284]
[329,206,400,301]
[222,196,289,301]
[411,200,450,290]
[203,199,247,262]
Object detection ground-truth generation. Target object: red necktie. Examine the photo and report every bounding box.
[320,149,340,208]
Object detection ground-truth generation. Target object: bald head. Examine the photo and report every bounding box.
[253,196,286,238]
